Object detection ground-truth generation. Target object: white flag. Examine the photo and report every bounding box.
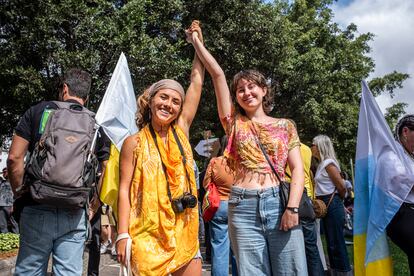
[96,52,138,150]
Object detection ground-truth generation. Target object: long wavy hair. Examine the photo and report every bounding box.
[230,69,274,115]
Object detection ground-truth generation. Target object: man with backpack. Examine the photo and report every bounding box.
[7,68,105,275]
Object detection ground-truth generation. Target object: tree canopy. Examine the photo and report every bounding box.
[0,0,409,171]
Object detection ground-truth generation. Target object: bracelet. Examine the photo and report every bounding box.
[115,232,131,244]
[286,207,299,214]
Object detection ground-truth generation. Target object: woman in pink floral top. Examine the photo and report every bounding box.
[188,22,307,275]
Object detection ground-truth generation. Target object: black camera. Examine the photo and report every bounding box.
[171,192,197,213]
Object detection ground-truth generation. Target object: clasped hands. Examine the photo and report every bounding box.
[185,20,203,44]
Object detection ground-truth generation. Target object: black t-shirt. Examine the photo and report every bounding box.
[95,129,111,164]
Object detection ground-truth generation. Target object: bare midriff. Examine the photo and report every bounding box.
[233,170,280,189]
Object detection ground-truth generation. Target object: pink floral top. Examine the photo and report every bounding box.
[222,113,300,178]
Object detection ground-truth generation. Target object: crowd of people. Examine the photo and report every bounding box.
[3,20,413,276]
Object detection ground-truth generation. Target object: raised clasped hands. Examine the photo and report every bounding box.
[185,20,203,44]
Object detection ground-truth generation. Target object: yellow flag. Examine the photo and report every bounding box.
[354,235,393,276]
[99,143,120,221]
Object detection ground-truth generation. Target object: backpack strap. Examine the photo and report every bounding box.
[52,100,82,110]
[52,101,95,116]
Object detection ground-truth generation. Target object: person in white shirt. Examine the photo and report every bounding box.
[311,135,351,275]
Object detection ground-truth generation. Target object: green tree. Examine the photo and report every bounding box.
[0,0,121,145]
[0,0,410,172]
[385,102,408,132]
[184,0,409,170]
[369,71,410,97]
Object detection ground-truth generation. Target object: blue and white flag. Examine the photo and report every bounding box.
[354,80,414,275]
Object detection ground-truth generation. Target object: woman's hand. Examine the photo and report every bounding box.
[279,209,299,231]
[185,20,203,44]
[116,238,128,265]
[88,195,100,220]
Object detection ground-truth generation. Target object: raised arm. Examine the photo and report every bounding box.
[188,22,234,123]
[178,22,205,137]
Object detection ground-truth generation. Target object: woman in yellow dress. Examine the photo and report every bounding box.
[116,21,204,276]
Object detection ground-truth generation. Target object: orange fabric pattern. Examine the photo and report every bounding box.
[202,156,235,200]
[128,124,199,276]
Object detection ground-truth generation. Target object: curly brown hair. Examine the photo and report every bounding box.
[136,87,152,129]
[230,70,274,115]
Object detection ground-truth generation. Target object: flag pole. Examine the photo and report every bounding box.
[350,158,354,185]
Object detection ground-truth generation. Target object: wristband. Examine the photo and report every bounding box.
[116,233,132,276]
[286,207,299,214]
[115,232,131,244]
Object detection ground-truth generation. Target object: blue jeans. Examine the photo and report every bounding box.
[228,186,308,276]
[320,194,351,272]
[14,205,87,276]
[301,217,325,276]
[209,200,237,276]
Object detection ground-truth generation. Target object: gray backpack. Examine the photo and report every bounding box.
[26,101,99,208]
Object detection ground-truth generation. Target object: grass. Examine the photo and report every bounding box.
[389,240,410,275]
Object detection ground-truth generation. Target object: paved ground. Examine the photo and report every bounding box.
[1,242,215,275]
[85,252,119,276]
[82,245,213,276]
[92,253,212,276]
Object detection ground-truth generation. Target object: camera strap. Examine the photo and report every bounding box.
[149,124,173,201]
[149,124,193,202]
[170,126,193,195]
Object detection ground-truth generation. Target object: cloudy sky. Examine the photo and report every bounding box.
[331,0,414,114]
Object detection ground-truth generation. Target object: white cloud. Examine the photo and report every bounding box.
[332,0,414,114]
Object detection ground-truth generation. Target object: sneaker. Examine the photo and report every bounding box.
[100,240,111,254]
[111,246,117,256]
[345,240,353,245]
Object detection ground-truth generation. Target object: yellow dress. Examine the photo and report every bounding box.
[128,124,199,276]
